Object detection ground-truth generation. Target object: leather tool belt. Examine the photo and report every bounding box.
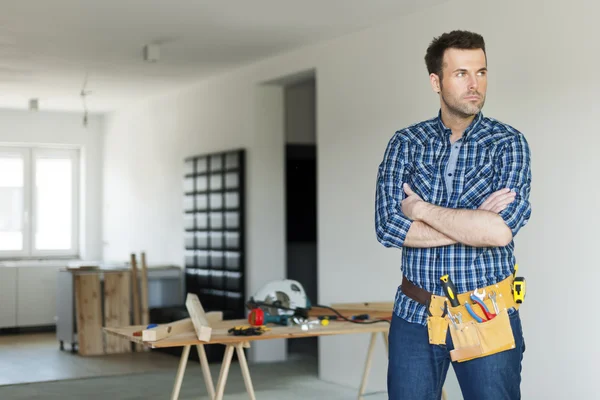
[401,275,520,363]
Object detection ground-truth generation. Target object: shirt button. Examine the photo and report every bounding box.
[448,173,452,176]
[455,146,459,149]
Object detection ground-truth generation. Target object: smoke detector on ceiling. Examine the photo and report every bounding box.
[143,44,160,63]
[29,98,39,111]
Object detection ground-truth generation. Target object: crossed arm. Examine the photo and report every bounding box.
[375,133,532,249]
[401,186,515,248]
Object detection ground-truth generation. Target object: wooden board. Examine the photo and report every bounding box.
[139,252,149,326]
[185,293,212,342]
[143,318,194,341]
[130,254,141,351]
[75,273,104,355]
[142,312,223,341]
[105,318,389,348]
[103,271,132,354]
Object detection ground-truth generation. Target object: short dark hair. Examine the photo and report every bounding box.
[424,30,486,79]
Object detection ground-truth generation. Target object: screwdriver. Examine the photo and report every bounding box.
[440,275,460,307]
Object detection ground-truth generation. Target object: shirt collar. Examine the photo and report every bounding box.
[436,110,483,141]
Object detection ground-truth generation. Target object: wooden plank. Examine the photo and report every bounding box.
[205,311,223,325]
[140,252,149,326]
[104,271,132,354]
[143,318,194,342]
[185,293,212,342]
[130,254,142,351]
[75,273,104,355]
[142,310,223,342]
[105,318,389,348]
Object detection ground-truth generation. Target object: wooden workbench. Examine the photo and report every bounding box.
[105,317,390,400]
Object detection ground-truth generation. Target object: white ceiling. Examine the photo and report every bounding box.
[0,0,447,113]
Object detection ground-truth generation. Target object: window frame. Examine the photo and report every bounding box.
[0,145,80,259]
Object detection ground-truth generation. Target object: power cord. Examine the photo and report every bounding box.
[312,304,391,325]
[246,299,391,324]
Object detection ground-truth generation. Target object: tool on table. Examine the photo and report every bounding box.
[464,303,483,323]
[246,279,312,329]
[318,313,370,321]
[300,319,329,331]
[228,325,270,336]
[470,289,496,321]
[440,275,460,307]
[248,308,290,326]
[488,291,500,314]
[246,279,311,316]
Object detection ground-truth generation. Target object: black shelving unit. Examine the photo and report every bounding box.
[183,149,246,319]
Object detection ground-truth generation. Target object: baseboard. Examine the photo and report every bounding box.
[0,325,56,335]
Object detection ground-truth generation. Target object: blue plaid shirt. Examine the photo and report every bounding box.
[375,111,532,325]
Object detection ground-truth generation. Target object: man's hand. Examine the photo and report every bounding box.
[478,188,516,213]
[401,183,425,220]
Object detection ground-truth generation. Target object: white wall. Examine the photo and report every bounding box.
[103,0,599,398]
[0,109,103,260]
[103,80,287,361]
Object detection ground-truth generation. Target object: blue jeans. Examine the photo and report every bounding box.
[387,310,525,400]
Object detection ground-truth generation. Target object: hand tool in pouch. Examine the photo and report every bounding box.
[444,306,458,329]
[464,303,483,323]
[440,275,460,307]
[488,291,500,314]
[470,289,496,320]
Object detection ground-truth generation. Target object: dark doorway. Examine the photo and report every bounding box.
[284,78,318,358]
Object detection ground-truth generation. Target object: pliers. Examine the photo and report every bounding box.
[469,288,496,321]
[426,299,448,318]
[464,303,483,323]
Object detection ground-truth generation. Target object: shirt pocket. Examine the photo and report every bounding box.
[408,161,435,202]
[459,163,494,208]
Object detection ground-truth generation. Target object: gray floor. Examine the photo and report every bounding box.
[0,355,387,399]
[0,332,180,385]
[0,332,387,399]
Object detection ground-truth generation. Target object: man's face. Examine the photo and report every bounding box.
[435,48,487,117]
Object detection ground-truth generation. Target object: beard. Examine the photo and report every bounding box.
[440,88,486,118]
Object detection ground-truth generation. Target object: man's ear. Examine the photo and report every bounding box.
[430,73,441,94]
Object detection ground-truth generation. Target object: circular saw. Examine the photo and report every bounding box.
[247,279,311,317]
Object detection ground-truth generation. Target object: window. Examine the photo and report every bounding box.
[0,146,79,258]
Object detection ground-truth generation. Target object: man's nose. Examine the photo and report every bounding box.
[468,74,478,91]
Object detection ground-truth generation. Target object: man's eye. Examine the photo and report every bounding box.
[457,72,464,77]
[478,71,487,76]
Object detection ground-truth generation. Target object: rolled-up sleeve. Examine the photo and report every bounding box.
[375,134,413,248]
[496,134,532,237]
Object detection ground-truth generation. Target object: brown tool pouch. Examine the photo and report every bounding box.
[448,291,516,363]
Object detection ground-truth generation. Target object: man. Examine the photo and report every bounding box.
[375,30,531,399]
